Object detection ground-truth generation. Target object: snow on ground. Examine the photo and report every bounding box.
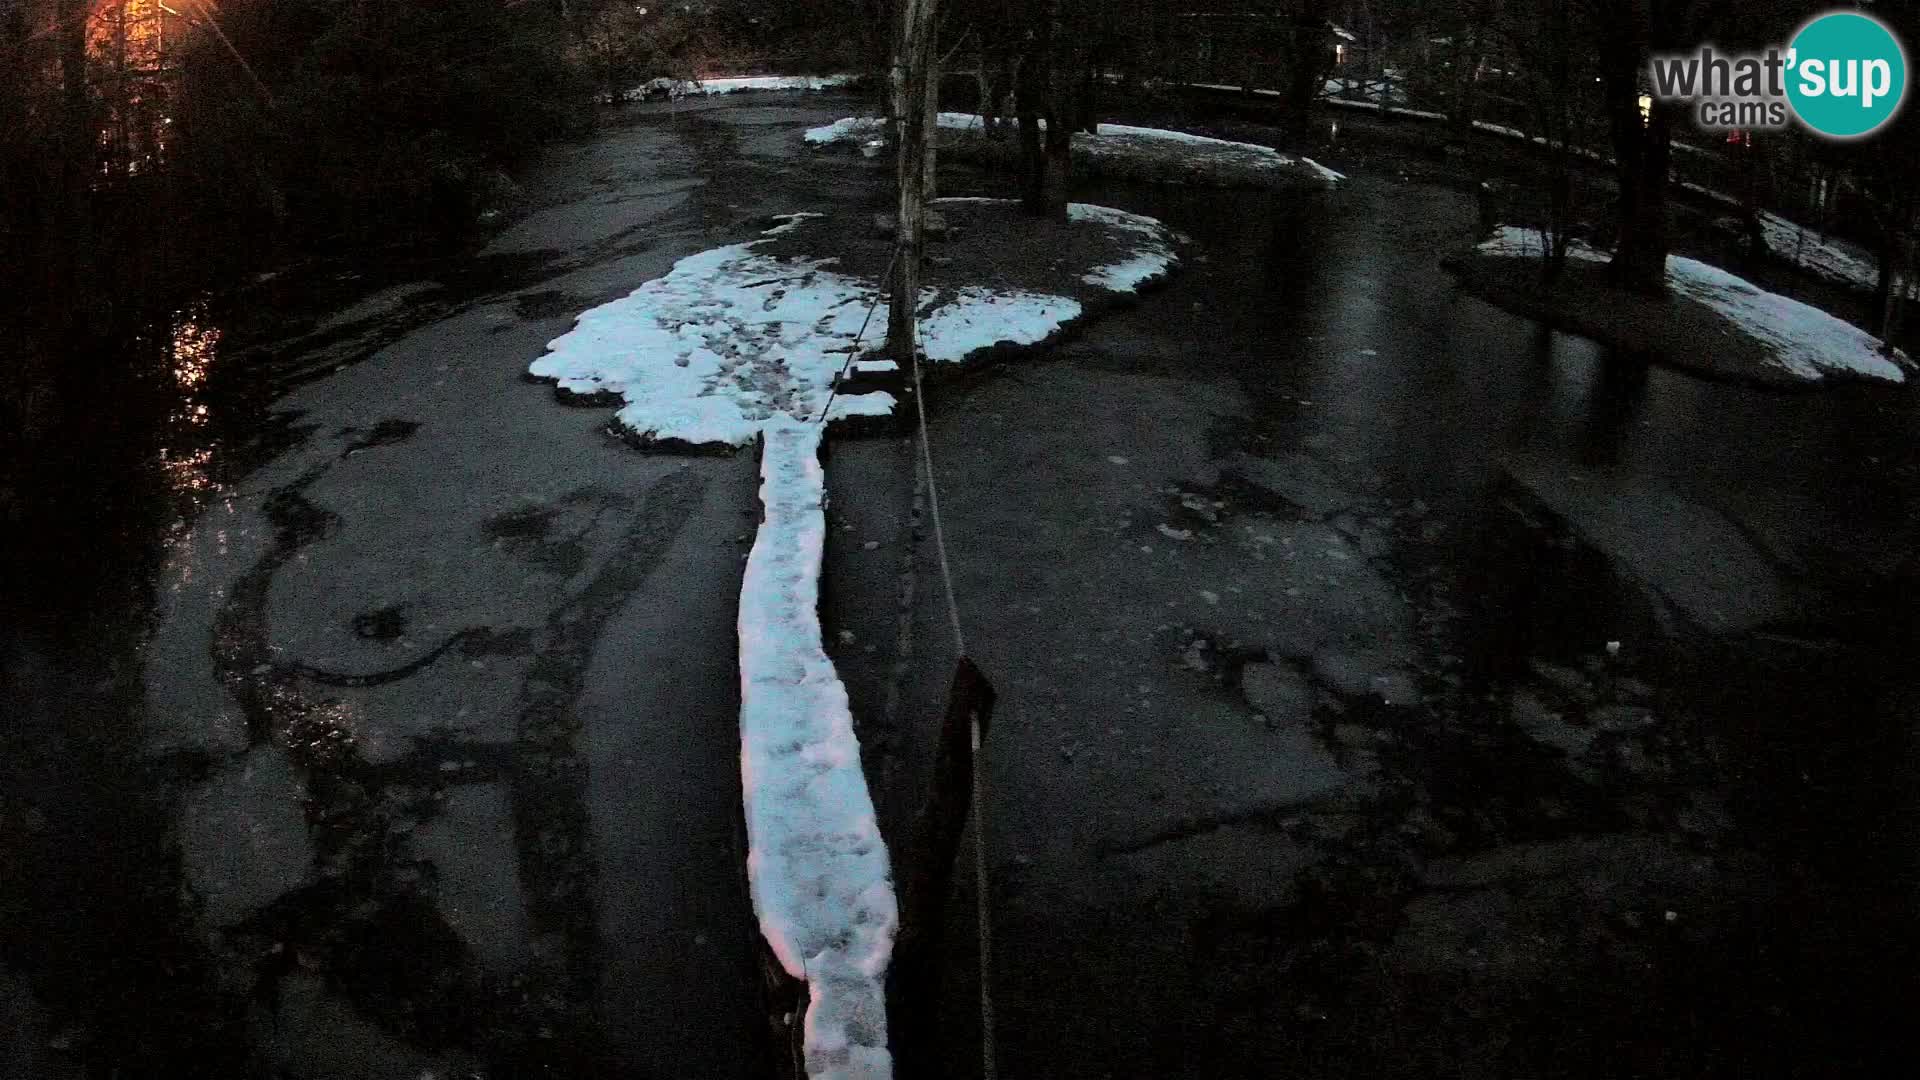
[920,287,1084,359]
[534,206,1168,443]
[529,217,893,446]
[1478,225,1907,383]
[1320,96,1450,121]
[1299,156,1346,183]
[740,417,895,1080]
[934,112,1331,183]
[1758,212,1916,300]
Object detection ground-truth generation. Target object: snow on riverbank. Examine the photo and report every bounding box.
[741,417,895,1080]
[1477,225,1907,383]
[1066,203,1184,290]
[807,112,1340,186]
[631,73,856,101]
[1758,212,1917,300]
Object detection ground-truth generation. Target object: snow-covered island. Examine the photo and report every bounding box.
[1450,224,1908,387]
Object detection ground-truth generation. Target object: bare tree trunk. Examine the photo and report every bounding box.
[1540,0,1573,283]
[924,44,939,202]
[1610,101,1674,293]
[1600,38,1673,295]
[886,0,940,359]
[977,50,1000,134]
[1015,21,1047,214]
[1041,119,1071,217]
[1282,1,1332,121]
[1033,1,1075,219]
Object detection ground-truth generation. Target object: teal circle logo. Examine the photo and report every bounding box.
[1786,11,1906,138]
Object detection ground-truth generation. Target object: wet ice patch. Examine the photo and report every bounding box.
[181,745,313,926]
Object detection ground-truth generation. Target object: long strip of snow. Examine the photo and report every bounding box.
[933,111,1287,153]
[913,113,1339,185]
[1476,225,1907,383]
[741,417,896,1080]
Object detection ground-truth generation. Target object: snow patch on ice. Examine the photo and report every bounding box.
[1477,225,1907,383]
[741,418,896,1080]
[1067,203,1182,291]
[920,287,1081,361]
[531,202,1178,1077]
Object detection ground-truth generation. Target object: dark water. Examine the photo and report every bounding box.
[1066,171,1920,1075]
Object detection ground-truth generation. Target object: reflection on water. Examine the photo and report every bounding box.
[158,301,224,502]
[170,308,220,391]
